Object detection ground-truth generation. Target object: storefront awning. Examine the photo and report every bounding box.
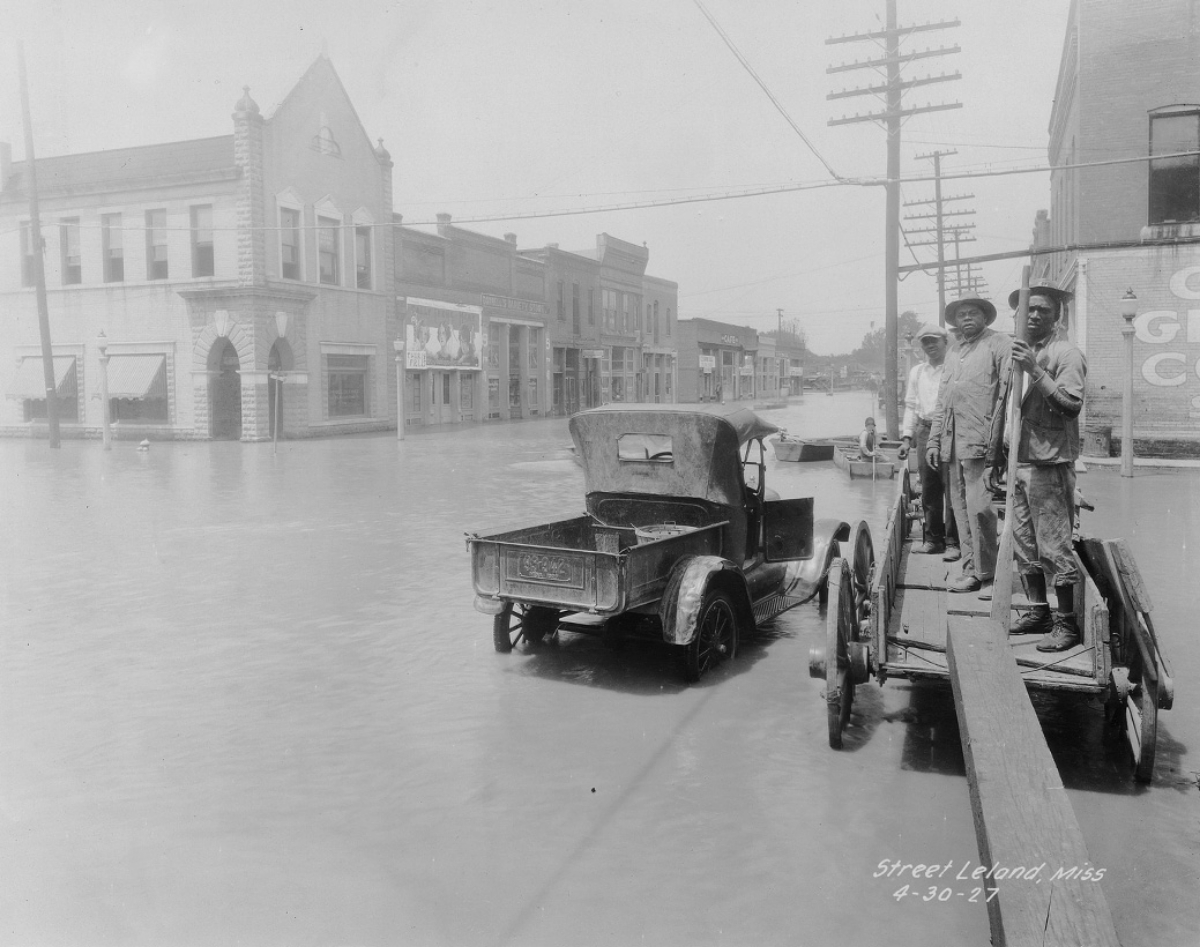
[6,356,76,399]
[106,355,166,399]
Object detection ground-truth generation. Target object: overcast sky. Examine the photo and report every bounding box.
[2,0,1070,354]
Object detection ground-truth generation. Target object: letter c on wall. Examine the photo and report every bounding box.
[1142,352,1187,386]
[1170,265,1200,299]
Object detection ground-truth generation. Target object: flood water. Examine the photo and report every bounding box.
[1,390,1197,946]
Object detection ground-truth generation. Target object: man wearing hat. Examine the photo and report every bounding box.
[927,297,1012,594]
[995,285,1087,652]
[898,322,960,558]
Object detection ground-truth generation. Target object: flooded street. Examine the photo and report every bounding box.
[2,391,1197,947]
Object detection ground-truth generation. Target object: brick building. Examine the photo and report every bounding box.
[675,319,760,403]
[1036,0,1200,455]
[1,57,396,441]
[395,215,549,425]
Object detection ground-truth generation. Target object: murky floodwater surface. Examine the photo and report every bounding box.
[1,392,1197,946]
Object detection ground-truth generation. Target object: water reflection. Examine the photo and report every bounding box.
[1,392,1196,946]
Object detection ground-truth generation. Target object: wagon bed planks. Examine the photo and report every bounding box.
[947,617,1120,947]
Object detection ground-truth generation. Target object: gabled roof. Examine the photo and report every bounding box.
[1,135,237,203]
[264,55,378,160]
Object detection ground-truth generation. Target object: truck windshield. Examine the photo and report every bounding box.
[617,433,674,462]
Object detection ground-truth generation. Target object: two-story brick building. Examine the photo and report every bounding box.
[1036,0,1200,455]
[1,56,396,441]
[394,214,550,426]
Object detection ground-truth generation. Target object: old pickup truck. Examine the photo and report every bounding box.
[467,404,856,681]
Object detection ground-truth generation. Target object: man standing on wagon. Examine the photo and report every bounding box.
[898,322,960,559]
[927,297,1012,595]
[992,286,1087,652]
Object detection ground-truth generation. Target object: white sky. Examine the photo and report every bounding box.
[1,0,1069,354]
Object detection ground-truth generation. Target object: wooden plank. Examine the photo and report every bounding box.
[947,617,1121,947]
[1108,539,1152,612]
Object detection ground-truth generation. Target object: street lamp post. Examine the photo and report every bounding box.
[1120,288,1137,477]
[97,330,112,450]
[394,339,406,442]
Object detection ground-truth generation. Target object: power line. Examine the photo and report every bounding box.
[692,0,844,181]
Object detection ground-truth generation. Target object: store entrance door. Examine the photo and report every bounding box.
[431,371,454,424]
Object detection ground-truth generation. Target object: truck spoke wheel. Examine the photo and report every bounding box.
[683,590,738,683]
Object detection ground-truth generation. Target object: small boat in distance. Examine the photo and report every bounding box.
[772,435,836,462]
[832,446,897,479]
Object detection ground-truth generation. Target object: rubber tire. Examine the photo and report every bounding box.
[682,590,738,683]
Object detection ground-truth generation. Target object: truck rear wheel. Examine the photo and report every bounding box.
[682,590,738,683]
[493,603,559,652]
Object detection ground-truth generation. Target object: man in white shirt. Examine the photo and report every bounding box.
[898,323,959,557]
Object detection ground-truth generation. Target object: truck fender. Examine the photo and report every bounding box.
[781,518,851,605]
[659,555,755,647]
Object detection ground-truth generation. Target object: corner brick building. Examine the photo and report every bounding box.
[1,57,395,440]
[1037,0,1200,456]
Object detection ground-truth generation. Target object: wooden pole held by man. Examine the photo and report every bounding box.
[990,265,1032,627]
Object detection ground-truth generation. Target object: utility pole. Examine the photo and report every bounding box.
[827,2,961,439]
[18,41,60,448]
[914,150,955,323]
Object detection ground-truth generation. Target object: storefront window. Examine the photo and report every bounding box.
[327,354,368,417]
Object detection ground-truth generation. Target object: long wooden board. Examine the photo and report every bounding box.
[947,617,1120,947]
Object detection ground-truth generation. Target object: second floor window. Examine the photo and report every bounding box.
[146,209,168,280]
[318,216,339,285]
[191,205,214,277]
[280,207,301,280]
[588,288,595,325]
[20,221,35,287]
[355,226,372,289]
[60,219,81,285]
[1149,107,1200,225]
[102,214,123,283]
[557,280,565,320]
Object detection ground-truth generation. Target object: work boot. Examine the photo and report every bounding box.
[948,573,981,593]
[1036,612,1081,652]
[913,541,945,555]
[942,545,961,562]
[1009,605,1052,636]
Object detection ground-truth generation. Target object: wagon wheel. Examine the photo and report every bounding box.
[493,603,559,653]
[1129,671,1160,783]
[848,521,875,636]
[682,589,738,683]
[825,558,866,749]
[1107,663,1160,782]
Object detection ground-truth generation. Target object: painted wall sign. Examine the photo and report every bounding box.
[405,302,483,371]
[1129,264,1200,417]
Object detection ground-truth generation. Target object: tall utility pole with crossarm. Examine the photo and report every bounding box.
[827,1,961,438]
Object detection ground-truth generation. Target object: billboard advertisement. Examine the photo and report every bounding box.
[404,299,483,370]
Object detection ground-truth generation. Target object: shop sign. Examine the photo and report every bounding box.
[720,334,740,345]
[583,349,606,359]
[699,355,716,372]
[1128,264,1200,416]
[405,300,483,370]
[481,294,548,315]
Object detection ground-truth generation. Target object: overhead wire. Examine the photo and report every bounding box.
[691,0,844,182]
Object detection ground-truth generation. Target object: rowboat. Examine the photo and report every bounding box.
[772,436,835,462]
[832,446,896,479]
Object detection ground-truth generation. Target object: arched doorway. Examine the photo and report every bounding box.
[267,340,294,438]
[209,338,242,439]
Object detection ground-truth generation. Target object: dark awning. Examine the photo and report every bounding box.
[106,355,166,399]
[5,356,76,399]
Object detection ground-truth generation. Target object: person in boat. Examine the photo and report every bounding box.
[992,285,1086,652]
[927,296,1012,595]
[898,322,960,559]
[857,416,879,460]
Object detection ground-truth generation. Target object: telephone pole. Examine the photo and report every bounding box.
[827,1,961,438]
[18,41,60,448]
